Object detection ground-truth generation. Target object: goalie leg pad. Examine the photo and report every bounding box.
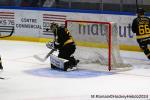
[50,54,79,71]
[50,54,69,71]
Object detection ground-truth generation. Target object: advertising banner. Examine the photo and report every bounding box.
[0,8,147,47]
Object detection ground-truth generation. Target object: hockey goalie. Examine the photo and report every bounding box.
[46,22,79,71]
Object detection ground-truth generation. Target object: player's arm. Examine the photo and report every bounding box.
[131,19,137,33]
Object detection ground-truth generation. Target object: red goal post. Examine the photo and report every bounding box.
[65,20,130,71]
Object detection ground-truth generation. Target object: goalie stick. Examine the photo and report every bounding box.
[33,49,56,62]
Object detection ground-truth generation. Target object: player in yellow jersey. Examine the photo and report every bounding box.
[132,8,150,60]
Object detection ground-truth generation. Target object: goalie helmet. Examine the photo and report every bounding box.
[50,22,58,30]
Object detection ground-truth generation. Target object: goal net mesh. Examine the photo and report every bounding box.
[65,20,131,71]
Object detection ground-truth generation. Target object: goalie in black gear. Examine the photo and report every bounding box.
[132,8,150,60]
[47,22,79,71]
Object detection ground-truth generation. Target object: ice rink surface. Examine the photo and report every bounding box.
[0,40,150,100]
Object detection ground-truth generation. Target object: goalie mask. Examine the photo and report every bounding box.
[50,22,58,31]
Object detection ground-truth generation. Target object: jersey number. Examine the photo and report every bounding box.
[139,25,150,35]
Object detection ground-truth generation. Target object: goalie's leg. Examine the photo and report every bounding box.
[58,44,79,70]
[50,54,69,71]
[68,56,80,67]
[50,55,79,71]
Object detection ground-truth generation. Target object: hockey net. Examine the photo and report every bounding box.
[65,20,131,71]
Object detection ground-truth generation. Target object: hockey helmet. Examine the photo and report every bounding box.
[50,22,58,30]
[136,8,145,14]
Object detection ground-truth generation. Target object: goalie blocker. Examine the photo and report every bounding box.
[50,54,79,71]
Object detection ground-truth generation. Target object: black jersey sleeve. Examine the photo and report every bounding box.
[132,18,138,33]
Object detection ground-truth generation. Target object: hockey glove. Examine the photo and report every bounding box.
[53,41,60,49]
[46,41,55,49]
[46,41,60,49]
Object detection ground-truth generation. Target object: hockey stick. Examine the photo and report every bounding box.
[33,49,56,62]
[0,26,14,38]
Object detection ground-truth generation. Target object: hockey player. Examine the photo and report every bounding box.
[132,8,150,60]
[0,26,14,71]
[46,22,79,71]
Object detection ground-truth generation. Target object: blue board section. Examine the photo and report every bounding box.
[25,67,114,78]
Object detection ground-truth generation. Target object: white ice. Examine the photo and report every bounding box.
[0,40,150,100]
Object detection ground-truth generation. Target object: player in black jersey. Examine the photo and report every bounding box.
[47,22,79,71]
[132,8,150,60]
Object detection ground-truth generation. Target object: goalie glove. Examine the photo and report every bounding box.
[46,41,60,49]
[46,41,55,49]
